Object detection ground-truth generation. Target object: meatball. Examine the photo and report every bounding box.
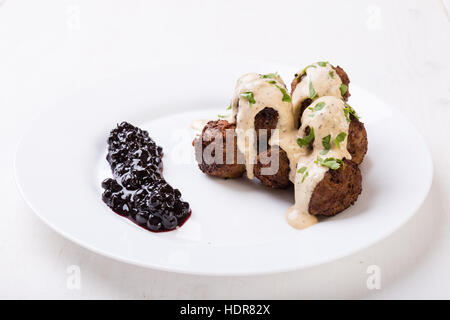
[193,107,281,179]
[253,148,291,188]
[291,65,350,100]
[193,120,245,178]
[291,65,351,127]
[309,159,362,216]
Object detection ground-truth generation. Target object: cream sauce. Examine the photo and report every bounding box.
[226,69,352,230]
[291,62,343,125]
[231,73,295,179]
[286,97,351,229]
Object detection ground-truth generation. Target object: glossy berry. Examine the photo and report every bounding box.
[101,122,191,232]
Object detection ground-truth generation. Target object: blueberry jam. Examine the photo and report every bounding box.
[101,122,191,232]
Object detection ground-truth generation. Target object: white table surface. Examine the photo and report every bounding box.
[1,0,449,299]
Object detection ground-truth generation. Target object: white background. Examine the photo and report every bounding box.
[1,0,449,299]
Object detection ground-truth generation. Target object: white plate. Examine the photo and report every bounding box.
[15,61,433,276]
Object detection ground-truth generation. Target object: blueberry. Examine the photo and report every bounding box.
[121,172,140,191]
[102,189,113,203]
[147,194,162,208]
[135,212,148,225]
[181,202,190,215]
[109,193,128,216]
[147,215,162,231]
[162,213,177,230]
[101,178,122,192]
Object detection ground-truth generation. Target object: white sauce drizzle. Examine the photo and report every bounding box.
[286,96,351,229]
[223,64,352,230]
[292,63,343,125]
[231,73,295,179]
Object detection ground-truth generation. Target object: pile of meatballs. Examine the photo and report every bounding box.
[193,64,368,217]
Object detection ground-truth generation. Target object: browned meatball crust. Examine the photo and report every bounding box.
[348,118,368,165]
[253,148,291,189]
[254,107,279,144]
[333,65,350,100]
[254,107,279,132]
[193,120,245,178]
[309,159,362,216]
[254,107,279,152]
[193,107,282,179]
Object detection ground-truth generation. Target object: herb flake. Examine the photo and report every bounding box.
[297,127,315,147]
[313,101,325,111]
[265,79,292,102]
[309,82,317,100]
[297,166,309,183]
[240,92,255,105]
[276,85,292,102]
[340,83,348,96]
[298,166,307,174]
[261,72,279,79]
[301,170,309,183]
[322,134,331,150]
[334,132,347,149]
[343,102,360,122]
[296,64,316,79]
[315,156,343,170]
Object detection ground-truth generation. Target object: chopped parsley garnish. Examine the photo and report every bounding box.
[296,64,316,79]
[343,102,360,122]
[226,103,231,110]
[334,132,347,149]
[340,83,348,96]
[329,70,335,79]
[301,171,309,183]
[309,82,317,100]
[317,61,328,67]
[302,64,316,73]
[276,85,292,102]
[218,114,228,119]
[240,92,255,105]
[265,79,292,102]
[315,156,343,170]
[297,127,315,147]
[261,72,279,79]
[308,101,325,112]
[298,166,307,174]
[297,166,309,183]
[322,134,331,151]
